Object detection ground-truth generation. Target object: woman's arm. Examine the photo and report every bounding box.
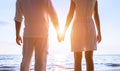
[64,0,75,34]
[93,1,101,43]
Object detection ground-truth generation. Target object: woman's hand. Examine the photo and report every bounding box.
[97,34,101,43]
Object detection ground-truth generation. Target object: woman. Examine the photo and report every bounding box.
[63,0,101,71]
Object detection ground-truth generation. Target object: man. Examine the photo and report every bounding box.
[14,0,60,71]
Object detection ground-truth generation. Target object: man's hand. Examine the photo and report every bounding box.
[16,35,23,45]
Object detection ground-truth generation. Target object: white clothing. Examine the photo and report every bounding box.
[71,0,97,52]
[21,37,48,71]
[14,0,57,37]
[14,0,57,71]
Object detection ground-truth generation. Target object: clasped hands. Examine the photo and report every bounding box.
[56,29,66,42]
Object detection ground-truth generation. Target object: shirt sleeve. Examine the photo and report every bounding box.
[14,0,23,22]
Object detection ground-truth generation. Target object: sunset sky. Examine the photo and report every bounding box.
[0,0,120,55]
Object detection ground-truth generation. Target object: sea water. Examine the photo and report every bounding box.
[0,54,120,71]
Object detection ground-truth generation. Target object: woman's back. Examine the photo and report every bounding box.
[73,0,96,18]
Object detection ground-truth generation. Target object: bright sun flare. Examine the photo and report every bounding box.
[48,20,72,55]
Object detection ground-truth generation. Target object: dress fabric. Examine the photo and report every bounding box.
[71,0,97,52]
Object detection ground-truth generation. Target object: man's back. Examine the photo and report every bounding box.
[15,0,52,37]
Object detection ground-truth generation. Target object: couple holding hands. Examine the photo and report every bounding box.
[14,0,101,71]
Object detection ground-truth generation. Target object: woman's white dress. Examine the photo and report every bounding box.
[71,0,97,52]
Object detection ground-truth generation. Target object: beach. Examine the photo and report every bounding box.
[0,54,120,71]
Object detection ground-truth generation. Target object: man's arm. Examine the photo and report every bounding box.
[14,0,23,45]
[48,0,59,31]
[48,1,62,41]
[15,21,22,45]
[93,1,101,43]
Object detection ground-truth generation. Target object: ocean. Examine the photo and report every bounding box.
[0,54,120,71]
